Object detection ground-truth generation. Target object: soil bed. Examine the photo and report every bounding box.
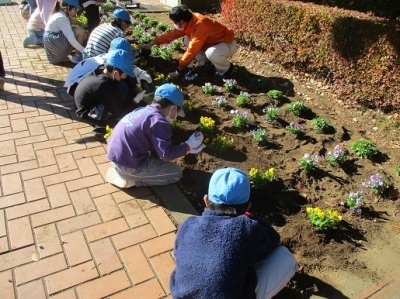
[128,11,400,298]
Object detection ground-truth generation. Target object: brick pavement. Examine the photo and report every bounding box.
[0,4,176,298]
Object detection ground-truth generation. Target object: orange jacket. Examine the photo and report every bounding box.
[154,13,235,69]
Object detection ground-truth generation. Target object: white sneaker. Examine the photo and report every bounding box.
[106,168,135,188]
[0,77,4,91]
[70,53,83,64]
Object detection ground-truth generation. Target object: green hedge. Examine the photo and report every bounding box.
[221,0,400,112]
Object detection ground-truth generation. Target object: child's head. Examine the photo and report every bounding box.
[205,167,250,214]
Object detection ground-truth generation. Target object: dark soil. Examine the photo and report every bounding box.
[128,11,400,298]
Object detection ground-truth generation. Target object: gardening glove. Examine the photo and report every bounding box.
[188,143,206,154]
[186,131,204,150]
[133,90,146,103]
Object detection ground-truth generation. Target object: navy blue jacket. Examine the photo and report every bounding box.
[170,210,281,299]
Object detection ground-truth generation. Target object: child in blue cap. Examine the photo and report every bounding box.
[83,9,132,59]
[73,49,136,139]
[170,167,298,299]
[106,83,206,188]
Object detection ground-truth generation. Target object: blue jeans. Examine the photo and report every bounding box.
[24,29,44,47]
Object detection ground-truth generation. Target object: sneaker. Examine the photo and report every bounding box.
[106,168,135,188]
[223,63,237,79]
[0,76,4,91]
[70,53,83,64]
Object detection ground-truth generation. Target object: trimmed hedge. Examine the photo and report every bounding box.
[221,0,400,112]
[290,0,400,19]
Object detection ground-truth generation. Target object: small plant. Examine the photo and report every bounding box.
[75,13,88,27]
[156,23,169,32]
[397,165,400,176]
[306,207,342,230]
[248,167,276,188]
[133,27,143,38]
[199,116,215,132]
[170,38,183,50]
[362,174,389,195]
[184,68,198,81]
[312,117,333,133]
[236,91,250,106]
[267,90,283,99]
[139,33,152,44]
[326,144,348,166]
[342,190,364,215]
[286,101,309,116]
[202,82,217,95]
[286,122,304,135]
[158,46,172,60]
[183,100,193,113]
[142,16,151,24]
[153,72,169,85]
[206,135,234,155]
[100,1,113,10]
[104,125,113,139]
[223,79,238,91]
[149,28,158,36]
[264,106,279,122]
[252,128,268,145]
[148,19,158,27]
[299,153,323,171]
[211,96,227,108]
[231,110,249,129]
[351,138,377,159]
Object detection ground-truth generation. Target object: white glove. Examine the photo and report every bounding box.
[188,143,206,154]
[133,90,146,103]
[186,131,204,150]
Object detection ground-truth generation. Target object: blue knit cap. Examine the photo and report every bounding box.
[208,168,250,205]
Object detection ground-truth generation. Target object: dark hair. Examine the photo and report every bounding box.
[53,1,74,17]
[105,63,123,75]
[205,201,249,215]
[153,96,175,108]
[169,5,192,23]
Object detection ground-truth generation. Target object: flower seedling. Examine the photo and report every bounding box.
[170,38,183,50]
[252,128,268,146]
[267,90,283,100]
[104,125,113,139]
[184,69,198,81]
[183,100,193,113]
[75,14,88,27]
[211,96,227,108]
[231,110,249,129]
[236,91,250,106]
[326,144,348,166]
[199,116,215,133]
[139,33,152,44]
[206,135,234,155]
[100,1,113,10]
[202,82,217,95]
[156,23,169,32]
[286,122,304,135]
[286,101,309,116]
[264,106,279,122]
[248,167,276,188]
[342,190,364,215]
[149,28,158,36]
[299,153,323,171]
[133,27,143,38]
[158,46,172,60]
[306,207,342,230]
[148,19,158,27]
[223,79,237,91]
[351,138,377,159]
[312,117,333,133]
[362,174,389,195]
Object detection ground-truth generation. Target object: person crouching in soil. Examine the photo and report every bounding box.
[106,83,206,188]
[170,167,299,299]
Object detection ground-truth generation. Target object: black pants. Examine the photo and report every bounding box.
[0,51,5,77]
[84,4,100,36]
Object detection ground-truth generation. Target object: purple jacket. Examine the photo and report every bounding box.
[106,105,188,169]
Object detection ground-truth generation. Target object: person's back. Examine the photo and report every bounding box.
[171,211,280,299]
[83,23,124,58]
[170,167,298,299]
